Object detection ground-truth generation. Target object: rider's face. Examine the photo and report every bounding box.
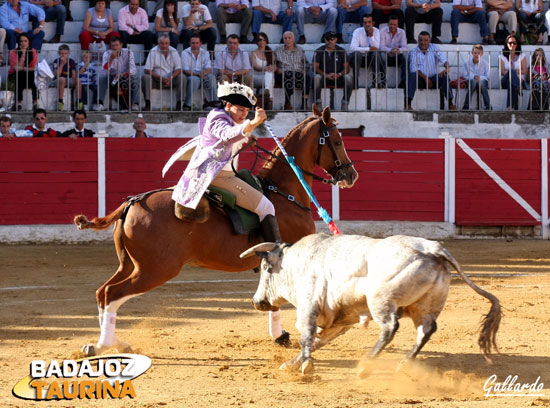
[226,103,250,124]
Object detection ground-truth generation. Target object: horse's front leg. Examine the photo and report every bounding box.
[269,308,291,347]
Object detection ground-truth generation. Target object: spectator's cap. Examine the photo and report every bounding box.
[217,81,257,108]
[323,31,337,41]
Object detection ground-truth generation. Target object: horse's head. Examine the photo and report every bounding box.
[310,105,358,188]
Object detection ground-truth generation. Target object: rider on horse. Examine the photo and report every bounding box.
[172,81,282,242]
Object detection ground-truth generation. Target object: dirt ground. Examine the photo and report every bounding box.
[1,239,549,408]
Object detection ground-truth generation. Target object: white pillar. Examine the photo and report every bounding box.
[97,137,106,217]
[541,139,548,239]
[331,184,340,221]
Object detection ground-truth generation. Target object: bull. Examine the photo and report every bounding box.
[240,233,502,376]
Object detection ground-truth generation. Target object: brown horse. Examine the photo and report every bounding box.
[74,106,358,356]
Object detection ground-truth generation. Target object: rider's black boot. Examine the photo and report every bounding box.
[260,214,282,243]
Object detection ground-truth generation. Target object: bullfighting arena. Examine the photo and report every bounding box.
[1,239,549,407]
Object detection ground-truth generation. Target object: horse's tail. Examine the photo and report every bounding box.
[439,247,502,364]
[74,202,127,231]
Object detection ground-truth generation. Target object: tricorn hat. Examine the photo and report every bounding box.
[217,81,257,108]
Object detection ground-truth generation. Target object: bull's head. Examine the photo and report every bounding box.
[240,242,288,311]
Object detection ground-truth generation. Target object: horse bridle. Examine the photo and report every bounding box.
[316,118,355,185]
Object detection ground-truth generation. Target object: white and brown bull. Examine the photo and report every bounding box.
[240,233,502,376]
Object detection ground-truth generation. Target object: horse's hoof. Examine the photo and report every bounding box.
[274,331,291,348]
[279,359,301,372]
[301,359,314,376]
[116,342,133,354]
[81,344,96,357]
[357,364,372,379]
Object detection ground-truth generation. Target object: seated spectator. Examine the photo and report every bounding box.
[450,0,489,44]
[51,44,80,111]
[0,115,16,138]
[379,15,407,88]
[215,0,253,44]
[181,33,217,110]
[131,116,149,138]
[181,0,217,52]
[142,33,184,111]
[61,109,95,138]
[25,108,60,137]
[462,44,491,110]
[336,0,368,43]
[499,34,526,110]
[80,0,120,50]
[529,47,549,109]
[486,0,517,44]
[295,0,337,44]
[215,34,253,87]
[0,0,46,51]
[8,33,38,112]
[78,50,98,111]
[404,0,443,44]
[349,14,385,91]
[118,0,154,57]
[250,32,276,105]
[154,0,180,49]
[372,0,404,29]
[313,31,353,111]
[517,0,545,44]
[29,0,66,44]
[406,31,455,111]
[252,0,294,44]
[97,36,140,111]
[275,31,312,110]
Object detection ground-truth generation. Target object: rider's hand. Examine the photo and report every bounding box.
[251,107,267,127]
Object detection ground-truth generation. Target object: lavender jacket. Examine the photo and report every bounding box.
[172,108,250,209]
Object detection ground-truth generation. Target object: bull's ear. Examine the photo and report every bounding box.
[240,242,278,258]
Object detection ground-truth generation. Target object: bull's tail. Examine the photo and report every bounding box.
[74,202,127,231]
[438,247,502,364]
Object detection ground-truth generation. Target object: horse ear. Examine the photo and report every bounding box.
[240,242,279,258]
[322,106,332,126]
[312,103,321,117]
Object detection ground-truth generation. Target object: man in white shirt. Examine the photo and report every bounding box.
[142,33,184,111]
[180,0,217,52]
[251,0,294,43]
[181,33,217,110]
[450,0,489,44]
[379,15,408,88]
[214,34,253,87]
[350,14,385,90]
[404,0,443,44]
[295,0,338,44]
[462,44,491,110]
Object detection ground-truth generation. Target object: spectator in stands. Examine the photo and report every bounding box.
[154,0,180,49]
[406,31,455,110]
[97,36,140,111]
[78,50,98,111]
[0,116,16,138]
[404,0,443,44]
[80,0,120,50]
[462,44,491,110]
[0,0,46,51]
[336,0,368,43]
[313,31,353,111]
[450,0,489,44]
[379,15,407,89]
[118,0,154,56]
[251,0,294,43]
[51,44,80,111]
[215,34,253,87]
[486,0,517,44]
[528,47,549,109]
[9,33,38,112]
[295,0,337,44]
[350,14,385,90]
[182,33,217,111]
[25,108,60,137]
[275,31,312,110]
[372,0,404,29]
[29,0,66,44]
[517,0,545,44]
[131,116,149,138]
[215,0,253,44]
[181,0,217,52]
[499,34,526,109]
[142,33,183,111]
[250,32,276,106]
[61,109,95,138]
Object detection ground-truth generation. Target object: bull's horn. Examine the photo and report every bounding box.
[240,242,278,258]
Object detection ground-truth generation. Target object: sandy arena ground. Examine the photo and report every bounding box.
[1,239,549,408]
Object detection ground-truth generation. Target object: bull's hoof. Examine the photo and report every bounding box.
[301,359,314,376]
[274,331,291,348]
[81,344,96,357]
